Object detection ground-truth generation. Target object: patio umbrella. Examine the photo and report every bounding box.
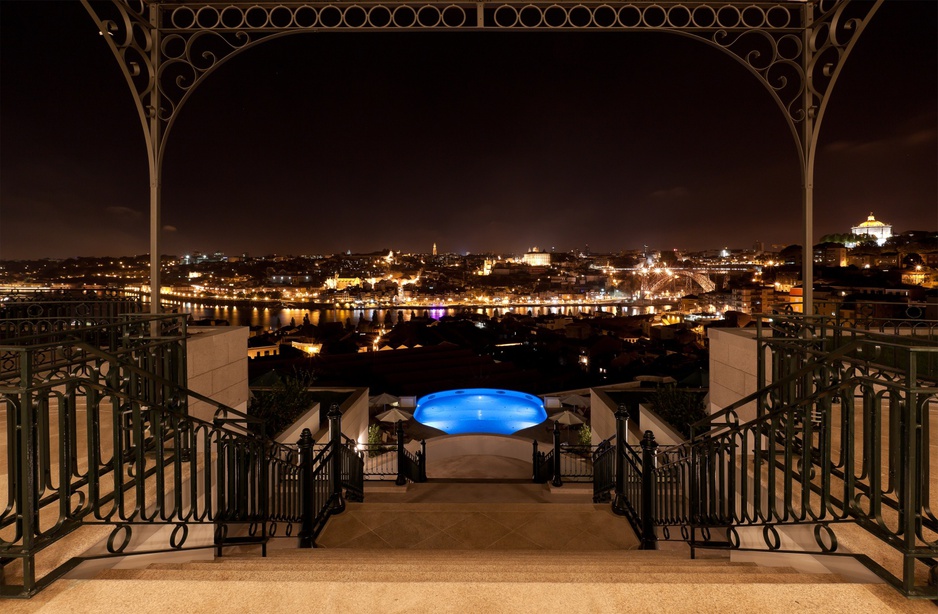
[369,393,400,408]
[549,410,584,426]
[560,394,590,408]
[376,408,413,423]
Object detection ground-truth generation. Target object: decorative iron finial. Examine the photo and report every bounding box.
[640,430,658,451]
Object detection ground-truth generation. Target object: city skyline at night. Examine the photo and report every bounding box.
[0,1,935,260]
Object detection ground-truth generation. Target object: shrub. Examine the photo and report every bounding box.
[647,386,707,439]
[366,424,388,457]
[577,424,592,446]
[248,370,316,437]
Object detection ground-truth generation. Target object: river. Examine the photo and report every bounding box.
[165,301,668,330]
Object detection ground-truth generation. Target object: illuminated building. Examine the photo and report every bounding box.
[850,212,892,246]
[522,247,551,267]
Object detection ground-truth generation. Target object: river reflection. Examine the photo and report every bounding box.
[167,302,657,330]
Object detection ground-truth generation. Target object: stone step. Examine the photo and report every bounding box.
[221,548,695,563]
[24,578,933,613]
[150,557,768,574]
[95,567,844,584]
[316,502,642,550]
[260,548,684,561]
[149,558,776,577]
[139,559,780,576]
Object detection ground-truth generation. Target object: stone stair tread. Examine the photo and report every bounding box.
[96,567,846,584]
[264,548,680,560]
[219,551,699,562]
[29,578,932,614]
[141,561,781,574]
[149,556,776,573]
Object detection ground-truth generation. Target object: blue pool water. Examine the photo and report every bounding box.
[414,388,547,435]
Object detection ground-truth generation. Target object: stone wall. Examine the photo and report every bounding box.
[708,327,769,423]
[186,327,250,423]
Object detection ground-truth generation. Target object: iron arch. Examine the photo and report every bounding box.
[80,1,885,312]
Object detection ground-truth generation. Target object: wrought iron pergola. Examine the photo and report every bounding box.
[81,0,885,312]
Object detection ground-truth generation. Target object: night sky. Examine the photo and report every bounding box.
[1,1,935,260]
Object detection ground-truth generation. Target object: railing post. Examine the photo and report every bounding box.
[18,349,38,595]
[328,403,346,513]
[297,428,315,548]
[395,420,406,486]
[640,430,659,550]
[419,439,427,482]
[612,404,629,514]
[532,439,539,481]
[901,356,919,593]
[551,421,562,487]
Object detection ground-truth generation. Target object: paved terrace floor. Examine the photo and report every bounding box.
[365,454,593,504]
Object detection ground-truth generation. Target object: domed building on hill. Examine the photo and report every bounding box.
[850,212,892,246]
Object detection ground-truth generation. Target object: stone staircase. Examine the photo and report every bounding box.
[9,501,936,613]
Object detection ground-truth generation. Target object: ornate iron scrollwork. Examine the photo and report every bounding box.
[81,0,883,163]
[106,523,133,553]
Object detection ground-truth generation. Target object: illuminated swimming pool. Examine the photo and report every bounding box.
[414,388,547,435]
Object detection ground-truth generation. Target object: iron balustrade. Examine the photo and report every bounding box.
[297,434,349,548]
[398,445,427,485]
[0,291,144,341]
[533,437,615,490]
[338,441,365,502]
[591,437,616,503]
[0,318,363,598]
[359,437,426,484]
[359,443,399,480]
[557,444,596,482]
[776,299,937,340]
[612,439,644,540]
[533,448,554,484]
[610,313,938,598]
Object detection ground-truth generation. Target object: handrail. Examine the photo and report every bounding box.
[592,439,616,503]
[533,449,554,484]
[1,325,363,598]
[0,311,175,346]
[690,338,863,440]
[614,441,643,527]
[71,339,268,433]
[608,315,938,598]
[398,446,425,484]
[359,443,398,479]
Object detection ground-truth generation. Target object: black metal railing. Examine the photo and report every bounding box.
[1,317,362,598]
[295,414,364,547]
[777,299,937,340]
[533,432,615,489]
[399,446,426,484]
[608,312,938,598]
[359,444,398,480]
[338,438,365,502]
[591,437,616,503]
[533,446,554,484]
[557,444,594,482]
[0,290,144,341]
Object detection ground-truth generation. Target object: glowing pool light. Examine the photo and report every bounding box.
[414,388,547,435]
